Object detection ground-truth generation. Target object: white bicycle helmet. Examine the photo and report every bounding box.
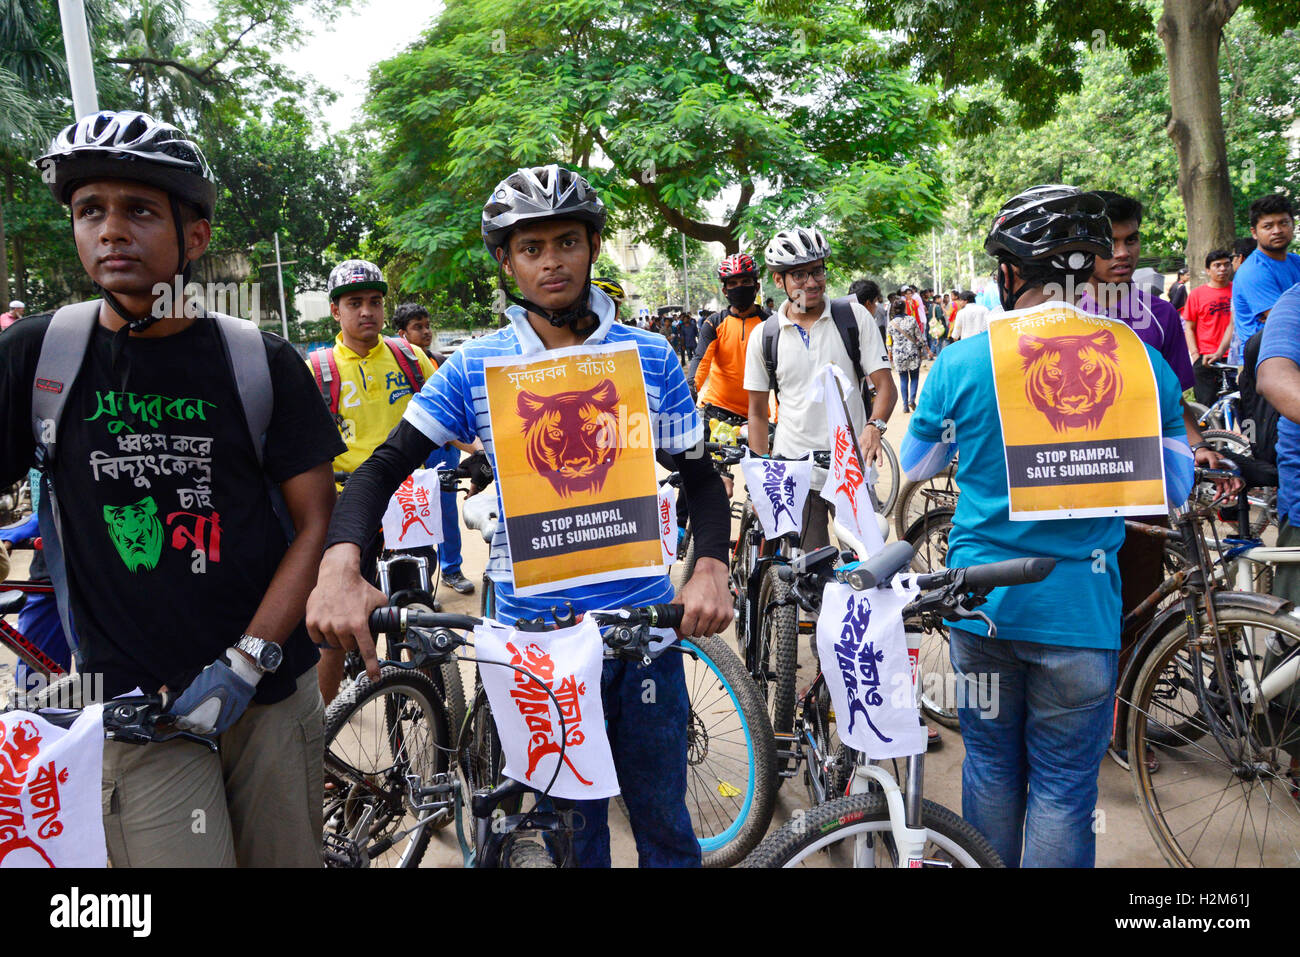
[765,227,831,271]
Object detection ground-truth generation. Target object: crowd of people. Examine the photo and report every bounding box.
[2,106,1299,870]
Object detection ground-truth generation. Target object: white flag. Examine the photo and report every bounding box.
[818,365,884,556]
[0,705,106,868]
[815,582,926,760]
[657,485,678,566]
[475,618,619,799]
[382,468,444,550]
[740,454,812,540]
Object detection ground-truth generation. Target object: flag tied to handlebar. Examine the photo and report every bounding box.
[0,706,106,868]
[818,366,884,557]
[475,618,619,800]
[815,581,926,760]
[657,485,677,566]
[381,469,444,549]
[739,453,812,540]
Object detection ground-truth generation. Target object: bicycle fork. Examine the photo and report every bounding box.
[847,753,942,867]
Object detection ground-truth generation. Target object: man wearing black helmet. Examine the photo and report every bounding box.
[308,164,732,867]
[0,111,343,865]
[900,185,1195,867]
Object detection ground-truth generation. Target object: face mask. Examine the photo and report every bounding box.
[725,284,758,310]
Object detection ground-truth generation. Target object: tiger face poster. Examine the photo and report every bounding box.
[987,302,1166,520]
[482,340,664,595]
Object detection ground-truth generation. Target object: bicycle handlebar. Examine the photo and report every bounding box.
[919,556,1056,592]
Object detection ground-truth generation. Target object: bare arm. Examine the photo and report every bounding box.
[242,462,336,645]
[1259,356,1300,424]
[1183,310,1199,362]
[747,389,771,456]
[1211,321,1233,361]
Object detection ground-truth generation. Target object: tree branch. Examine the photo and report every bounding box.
[107,15,272,86]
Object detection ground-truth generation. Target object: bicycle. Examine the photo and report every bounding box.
[324,601,761,867]
[1114,468,1300,866]
[435,470,777,867]
[744,539,1053,867]
[1187,361,1241,433]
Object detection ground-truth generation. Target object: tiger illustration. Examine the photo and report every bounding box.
[517,378,622,497]
[1019,330,1123,433]
[103,496,164,572]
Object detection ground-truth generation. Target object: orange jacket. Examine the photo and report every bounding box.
[692,309,768,418]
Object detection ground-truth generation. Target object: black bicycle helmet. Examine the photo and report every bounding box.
[481,164,607,332]
[985,185,1112,310]
[37,111,217,334]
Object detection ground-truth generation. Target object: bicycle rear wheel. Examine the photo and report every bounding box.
[1127,605,1300,867]
[742,792,1002,868]
[893,461,958,540]
[902,508,960,729]
[680,632,777,868]
[323,667,449,868]
[869,437,901,517]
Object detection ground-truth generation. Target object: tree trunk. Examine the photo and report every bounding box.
[0,191,9,308]
[1158,0,1241,287]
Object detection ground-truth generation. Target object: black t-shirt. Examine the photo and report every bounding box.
[0,312,346,702]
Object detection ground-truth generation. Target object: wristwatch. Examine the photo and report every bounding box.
[233,635,283,674]
[867,418,888,436]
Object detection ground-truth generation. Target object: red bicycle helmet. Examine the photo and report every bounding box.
[718,253,758,282]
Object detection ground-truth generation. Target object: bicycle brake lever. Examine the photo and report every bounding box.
[947,602,998,640]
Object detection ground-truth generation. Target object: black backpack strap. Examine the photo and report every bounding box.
[829,296,866,388]
[761,314,782,403]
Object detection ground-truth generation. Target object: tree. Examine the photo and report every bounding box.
[843,0,1300,284]
[362,0,947,295]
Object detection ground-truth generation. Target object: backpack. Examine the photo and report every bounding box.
[1238,330,1279,465]
[30,301,283,665]
[761,296,866,402]
[308,337,426,421]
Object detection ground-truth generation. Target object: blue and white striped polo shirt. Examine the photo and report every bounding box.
[403,287,703,623]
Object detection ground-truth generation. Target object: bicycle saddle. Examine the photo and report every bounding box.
[0,590,28,615]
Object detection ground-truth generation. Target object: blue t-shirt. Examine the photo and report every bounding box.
[402,286,703,624]
[1255,283,1300,526]
[907,326,1187,650]
[1232,250,1300,348]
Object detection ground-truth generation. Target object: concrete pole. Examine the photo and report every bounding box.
[58,0,100,119]
[274,232,289,339]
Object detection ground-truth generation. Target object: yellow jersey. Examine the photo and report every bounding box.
[310,333,438,477]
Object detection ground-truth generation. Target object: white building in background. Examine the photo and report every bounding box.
[602,229,657,312]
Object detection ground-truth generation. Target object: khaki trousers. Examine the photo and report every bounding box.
[101,666,324,867]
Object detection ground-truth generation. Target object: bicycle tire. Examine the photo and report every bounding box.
[384,600,467,768]
[870,436,901,517]
[672,524,696,593]
[893,461,959,540]
[681,632,777,868]
[901,508,961,729]
[756,565,799,774]
[323,667,450,868]
[742,792,1002,868]
[1127,604,1300,867]
[506,837,557,868]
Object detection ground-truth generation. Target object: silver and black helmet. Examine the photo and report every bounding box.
[37,110,217,219]
[481,165,606,257]
[765,227,830,270]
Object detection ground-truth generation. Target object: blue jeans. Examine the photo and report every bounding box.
[570,649,701,867]
[426,445,464,575]
[948,628,1117,867]
[899,367,920,406]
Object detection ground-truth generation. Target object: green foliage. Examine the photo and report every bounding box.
[362,0,947,296]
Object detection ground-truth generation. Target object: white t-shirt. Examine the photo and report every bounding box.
[952,303,990,340]
[743,299,891,459]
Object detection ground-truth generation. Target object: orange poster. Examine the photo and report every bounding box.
[988,302,1166,520]
[482,341,663,595]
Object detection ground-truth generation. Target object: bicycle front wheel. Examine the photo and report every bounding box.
[1127,604,1300,867]
[323,667,450,868]
[681,632,777,868]
[743,792,1002,868]
[902,508,961,729]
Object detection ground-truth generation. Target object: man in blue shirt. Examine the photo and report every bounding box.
[1233,193,1300,350]
[307,165,732,867]
[901,185,1194,867]
[1255,282,1300,597]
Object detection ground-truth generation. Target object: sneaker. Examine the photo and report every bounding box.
[443,571,475,595]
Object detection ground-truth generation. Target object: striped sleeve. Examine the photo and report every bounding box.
[649,336,704,454]
[403,347,475,448]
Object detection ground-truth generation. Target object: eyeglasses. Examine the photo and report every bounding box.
[785,265,826,284]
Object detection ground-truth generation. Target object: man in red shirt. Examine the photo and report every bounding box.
[1182,248,1235,408]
